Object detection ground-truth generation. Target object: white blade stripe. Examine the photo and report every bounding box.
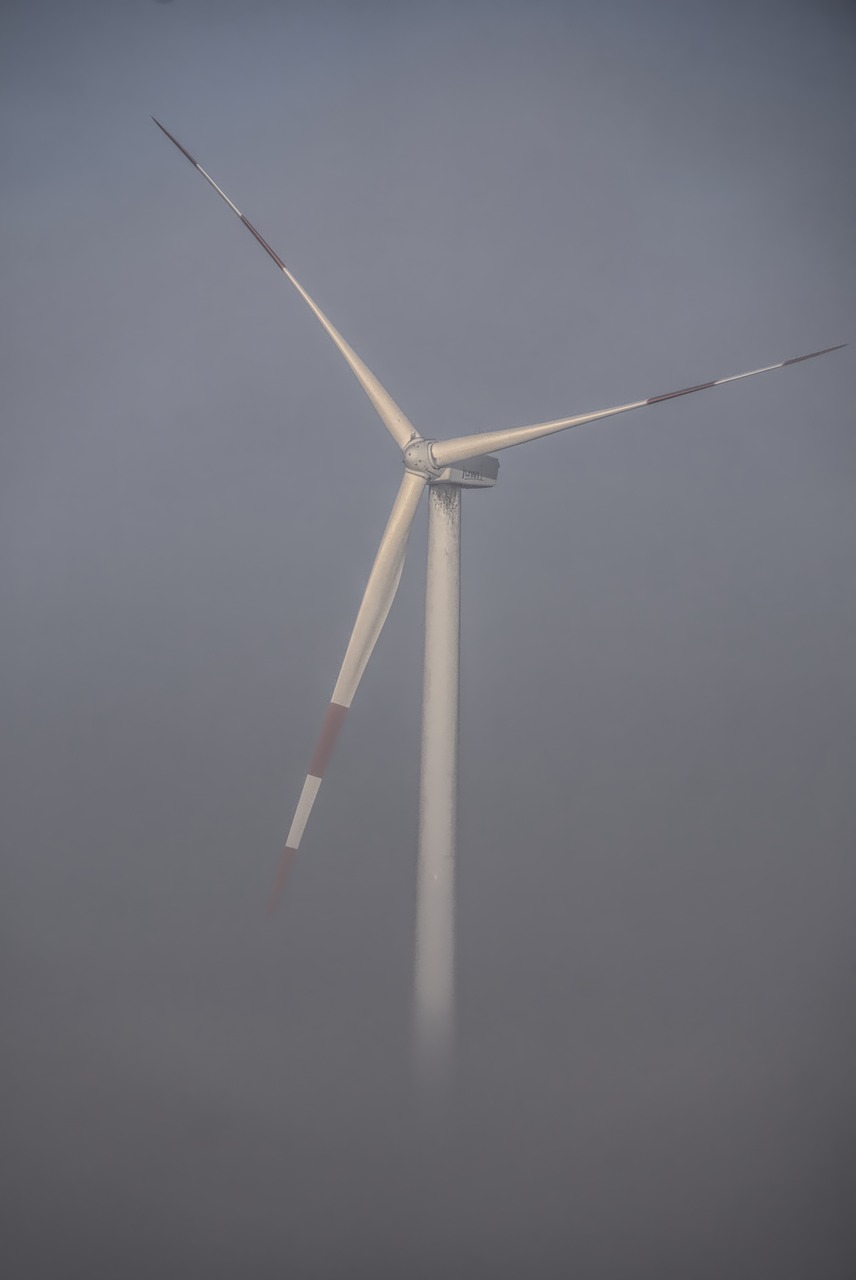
[284,774,323,849]
[152,118,418,451]
[270,704,346,910]
[431,344,847,466]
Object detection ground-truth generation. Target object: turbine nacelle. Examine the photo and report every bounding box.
[432,452,499,489]
[403,438,499,488]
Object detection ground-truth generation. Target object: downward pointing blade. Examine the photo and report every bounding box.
[430,344,847,466]
[152,118,418,451]
[269,470,427,909]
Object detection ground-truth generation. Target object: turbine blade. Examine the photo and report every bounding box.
[269,469,427,908]
[152,118,418,451]
[430,344,847,467]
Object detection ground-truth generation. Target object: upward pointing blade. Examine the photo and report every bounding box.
[152,118,418,451]
[430,344,847,466]
[269,469,427,910]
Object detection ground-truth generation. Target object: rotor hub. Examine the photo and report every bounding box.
[403,438,442,479]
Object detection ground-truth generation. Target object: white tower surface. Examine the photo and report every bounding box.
[415,484,462,1083]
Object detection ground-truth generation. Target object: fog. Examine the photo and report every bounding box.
[3,2,855,1276]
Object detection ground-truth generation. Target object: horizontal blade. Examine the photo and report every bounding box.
[430,344,847,467]
[152,118,418,451]
[269,469,427,908]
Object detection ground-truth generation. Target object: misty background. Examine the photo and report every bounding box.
[3,2,855,1276]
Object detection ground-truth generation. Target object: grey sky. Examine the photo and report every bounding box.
[3,2,855,1276]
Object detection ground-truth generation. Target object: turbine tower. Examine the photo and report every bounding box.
[153,119,844,1080]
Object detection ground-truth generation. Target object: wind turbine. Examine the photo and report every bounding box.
[153,118,844,1078]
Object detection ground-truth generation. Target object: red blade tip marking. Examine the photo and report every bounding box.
[268,846,299,915]
[308,703,348,779]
